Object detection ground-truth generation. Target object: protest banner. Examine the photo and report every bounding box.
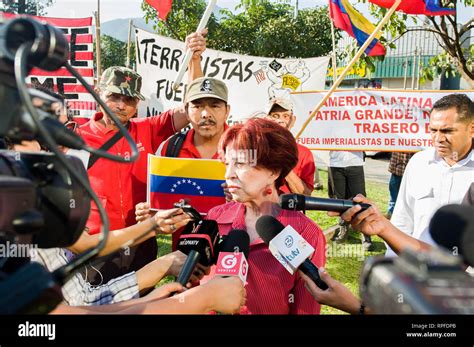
[135,27,330,122]
[292,89,474,151]
[2,12,96,117]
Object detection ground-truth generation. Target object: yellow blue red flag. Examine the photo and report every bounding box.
[147,155,226,213]
[368,0,456,16]
[329,0,386,56]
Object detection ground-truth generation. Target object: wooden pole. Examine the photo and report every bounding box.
[94,0,102,82]
[126,19,133,69]
[295,0,402,139]
[330,14,338,84]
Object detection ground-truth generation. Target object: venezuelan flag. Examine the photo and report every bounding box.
[368,0,456,16]
[329,0,386,56]
[147,155,226,213]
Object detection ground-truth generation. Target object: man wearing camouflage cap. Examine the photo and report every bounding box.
[265,98,316,195]
[76,31,206,284]
[136,77,231,251]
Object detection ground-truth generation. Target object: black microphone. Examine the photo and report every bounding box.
[255,215,328,290]
[429,204,474,267]
[280,194,371,213]
[220,229,250,257]
[176,219,220,286]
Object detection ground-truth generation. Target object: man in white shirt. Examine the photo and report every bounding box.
[388,93,474,256]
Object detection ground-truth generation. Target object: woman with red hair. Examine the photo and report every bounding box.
[202,118,326,314]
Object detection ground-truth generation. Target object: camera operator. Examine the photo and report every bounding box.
[300,192,473,314]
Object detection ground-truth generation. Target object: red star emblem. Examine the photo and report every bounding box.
[125,76,132,82]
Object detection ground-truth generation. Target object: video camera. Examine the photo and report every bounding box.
[360,204,474,314]
[0,15,138,314]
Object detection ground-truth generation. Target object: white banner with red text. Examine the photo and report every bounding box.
[135,27,330,122]
[291,89,474,151]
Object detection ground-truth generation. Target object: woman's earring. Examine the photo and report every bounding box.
[265,187,273,195]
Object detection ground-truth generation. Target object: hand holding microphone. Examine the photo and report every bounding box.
[255,215,328,290]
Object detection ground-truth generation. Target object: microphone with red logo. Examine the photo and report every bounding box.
[214,229,250,284]
[176,219,220,286]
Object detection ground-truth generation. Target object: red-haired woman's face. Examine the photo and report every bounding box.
[223,144,277,203]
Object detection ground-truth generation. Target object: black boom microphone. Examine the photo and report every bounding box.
[176,220,220,286]
[255,215,328,290]
[280,194,371,213]
[429,204,474,267]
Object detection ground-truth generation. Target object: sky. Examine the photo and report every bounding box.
[45,0,470,23]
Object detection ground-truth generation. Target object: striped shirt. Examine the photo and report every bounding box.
[204,202,326,314]
[31,248,139,306]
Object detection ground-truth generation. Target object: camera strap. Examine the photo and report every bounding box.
[87,122,130,170]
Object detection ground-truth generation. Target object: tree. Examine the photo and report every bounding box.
[142,0,335,59]
[354,0,473,88]
[0,0,55,16]
[96,35,135,71]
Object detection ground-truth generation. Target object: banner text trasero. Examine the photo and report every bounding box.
[291,89,474,151]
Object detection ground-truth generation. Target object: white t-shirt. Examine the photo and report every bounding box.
[329,151,364,167]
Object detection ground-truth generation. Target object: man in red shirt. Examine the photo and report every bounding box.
[76,32,206,284]
[158,77,230,250]
[265,98,315,195]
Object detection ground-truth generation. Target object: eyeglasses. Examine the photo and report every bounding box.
[64,121,78,132]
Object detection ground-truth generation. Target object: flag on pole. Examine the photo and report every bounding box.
[329,0,386,57]
[145,0,173,20]
[147,155,226,214]
[368,0,456,16]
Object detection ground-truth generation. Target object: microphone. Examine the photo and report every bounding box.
[429,204,474,267]
[280,194,371,213]
[176,219,220,286]
[255,215,328,290]
[215,229,250,284]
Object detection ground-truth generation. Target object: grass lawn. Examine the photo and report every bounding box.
[309,169,389,314]
[156,168,390,314]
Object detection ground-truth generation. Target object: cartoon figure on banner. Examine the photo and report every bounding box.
[259,59,311,100]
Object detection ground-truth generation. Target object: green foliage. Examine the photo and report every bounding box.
[95,35,136,71]
[142,0,335,59]
[0,0,55,15]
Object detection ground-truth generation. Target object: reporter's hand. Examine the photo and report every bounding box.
[299,268,361,315]
[202,277,246,314]
[135,202,155,222]
[221,182,232,202]
[144,282,185,302]
[185,29,207,60]
[328,194,391,237]
[151,208,193,234]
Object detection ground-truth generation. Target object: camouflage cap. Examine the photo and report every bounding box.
[99,66,145,100]
[185,77,228,104]
[266,98,294,114]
